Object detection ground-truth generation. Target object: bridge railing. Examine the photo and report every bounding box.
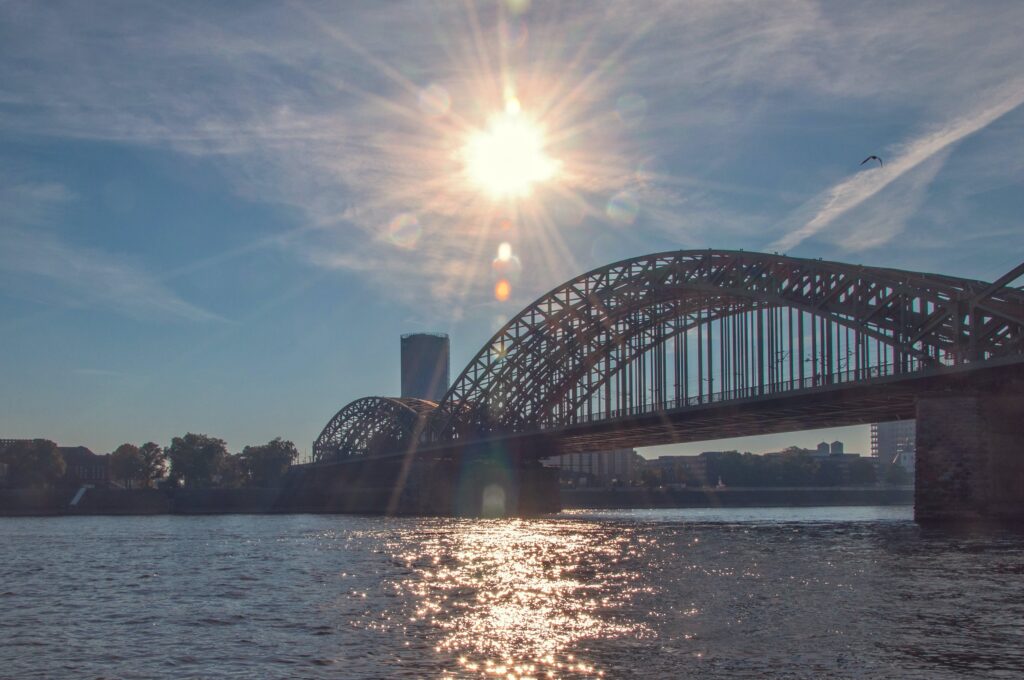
[557,359,923,428]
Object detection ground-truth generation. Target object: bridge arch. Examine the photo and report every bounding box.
[430,250,1024,439]
[312,396,437,462]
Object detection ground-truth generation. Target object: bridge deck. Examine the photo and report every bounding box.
[399,357,1024,459]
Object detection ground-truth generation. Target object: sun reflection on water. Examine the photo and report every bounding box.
[388,519,652,678]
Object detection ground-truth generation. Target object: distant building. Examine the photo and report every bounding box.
[400,333,450,402]
[648,454,714,487]
[59,446,111,486]
[544,448,642,487]
[871,420,916,472]
[0,440,111,487]
[761,443,876,485]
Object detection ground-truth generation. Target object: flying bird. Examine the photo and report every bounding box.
[860,155,883,167]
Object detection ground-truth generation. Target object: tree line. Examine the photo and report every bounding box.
[0,439,66,488]
[0,435,299,489]
[644,449,911,488]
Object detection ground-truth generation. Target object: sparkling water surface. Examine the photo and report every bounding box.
[2,507,1023,679]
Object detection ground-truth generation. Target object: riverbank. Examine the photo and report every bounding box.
[0,485,914,516]
[0,488,288,517]
[562,486,914,509]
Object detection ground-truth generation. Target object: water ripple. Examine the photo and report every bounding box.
[1,509,1022,678]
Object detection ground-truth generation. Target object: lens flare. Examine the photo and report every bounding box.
[505,0,531,14]
[492,253,522,282]
[491,339,508,361]
[495,279,512,301]
[481,484,508,517]
[606,191,639,225]
[497,242,512,261]
[387,212,422,248]
[464,105,559,199]
[501,20,529,49]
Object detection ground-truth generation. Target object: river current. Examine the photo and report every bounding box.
[1,507,1022,679]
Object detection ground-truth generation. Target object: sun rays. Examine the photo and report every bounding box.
[295,0,650,316]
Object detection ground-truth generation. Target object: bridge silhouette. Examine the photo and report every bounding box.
[305,250,1024,520]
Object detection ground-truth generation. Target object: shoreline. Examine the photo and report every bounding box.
[561,485,914,510]
[0,485,914,517]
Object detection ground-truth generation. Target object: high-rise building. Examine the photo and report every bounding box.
[543,449,642,487]
[400,333,450,402]
[871,420,916,472]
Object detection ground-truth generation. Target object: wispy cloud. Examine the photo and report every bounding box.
[0,225,222,322]
[0,181,220,322]
[833,150,950,252]
[72,368,128,378]
[770,81,1024,252]
[3,1,1024,310]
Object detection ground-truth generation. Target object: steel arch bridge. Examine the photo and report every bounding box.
[313,250,1024,463]
[312,397,437,463]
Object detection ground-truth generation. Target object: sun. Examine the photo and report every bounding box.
[463,99,560,199]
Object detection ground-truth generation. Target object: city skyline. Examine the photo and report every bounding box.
[3,1,1024,456]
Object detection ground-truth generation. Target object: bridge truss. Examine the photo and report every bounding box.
[314,250,1024,462]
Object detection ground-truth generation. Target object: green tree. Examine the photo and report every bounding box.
[778,455,815,486]
[139,442,167,488]
[111,443,144,488]
[884,464,912,486]
[847,458,878,486]
[814,459,843,486]
[167,433,229,488]
[0,439,66,488]
[217,453,248,488]
[240,438,298,487]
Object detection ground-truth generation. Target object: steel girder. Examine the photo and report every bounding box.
[429,250,1024,439]
[312,396,436,462]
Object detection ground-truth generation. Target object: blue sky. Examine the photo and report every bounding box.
[2,0,1023,458]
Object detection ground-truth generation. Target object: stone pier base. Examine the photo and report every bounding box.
[278,437,562,517]
[915,389,1024,523]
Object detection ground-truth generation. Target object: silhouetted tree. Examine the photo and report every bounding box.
[217,453,248,488]
[167,433,228,488]
[847,458,878,485]
[884,464,912,486]
[778,455,816,486]
[814,459,843,486]
[139,442,167,488]
[240,438,298,487]
[0,439,66,488]
[111,443,144,488]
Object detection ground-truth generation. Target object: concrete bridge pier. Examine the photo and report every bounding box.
[443,437,562,517]
[915,386,1024,523]
[371,436,562,516]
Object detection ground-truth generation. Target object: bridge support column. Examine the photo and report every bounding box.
[915,388,1024,523]
[451,439,562,517]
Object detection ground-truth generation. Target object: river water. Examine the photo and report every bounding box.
[1,507,1022,679]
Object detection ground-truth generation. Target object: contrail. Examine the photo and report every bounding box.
[771,81,1024,252]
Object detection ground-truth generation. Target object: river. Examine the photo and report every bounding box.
[1,507,1022,678]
